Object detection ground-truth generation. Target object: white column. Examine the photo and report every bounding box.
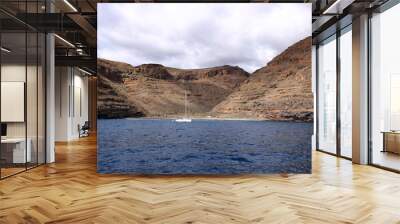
[45,0,56,163]
[352,14,369,164]
[46,33,55,163]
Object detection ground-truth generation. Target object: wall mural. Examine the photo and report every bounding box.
[97,3,313,174]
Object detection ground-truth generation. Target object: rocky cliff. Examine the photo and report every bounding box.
[97,59,144,118]
[97,59,249,118]
[97,36,313,121]
[211,37,313,121]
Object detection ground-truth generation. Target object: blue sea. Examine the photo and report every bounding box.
[97,119,312,174]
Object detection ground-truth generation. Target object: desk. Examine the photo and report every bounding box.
[1,138,31,163]
[382,131,400,154]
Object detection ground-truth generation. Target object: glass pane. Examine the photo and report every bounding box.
[318,36,337,154]
[371,3,400,171]
[340,28,352,158]
[27,31,38,169]
[38,33,45,165]
[1,31,27,177]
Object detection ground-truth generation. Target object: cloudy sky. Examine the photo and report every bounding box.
[98,3,311,73]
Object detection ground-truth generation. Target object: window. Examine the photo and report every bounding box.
[370,3,400,171]
[0,3,46,179]
[317,35,337,154]
[339,27,352,158]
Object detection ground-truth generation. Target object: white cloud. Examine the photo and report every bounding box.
[98,3,311,73]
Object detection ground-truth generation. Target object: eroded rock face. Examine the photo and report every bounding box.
[133,64,175,80]
[97,59,249,118]
[97,76,144,119]
[97,37,313,122]
[211,37,313,122]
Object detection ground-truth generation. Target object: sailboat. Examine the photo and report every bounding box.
[176,89,192,122]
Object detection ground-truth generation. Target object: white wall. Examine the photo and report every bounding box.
[72,73,89,138]
[55,66,70,141]
[1,64,26,81]
[55,67,89,141]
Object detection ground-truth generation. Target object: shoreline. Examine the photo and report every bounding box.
[127,117,265,121]
[98,117,313,123]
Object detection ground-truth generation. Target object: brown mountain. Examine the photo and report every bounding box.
[97,59,249,118]
[211,37,313,121]
[97,59,144,118]
[97,36,313,121]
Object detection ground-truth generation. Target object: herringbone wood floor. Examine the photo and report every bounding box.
[1,135,400,224]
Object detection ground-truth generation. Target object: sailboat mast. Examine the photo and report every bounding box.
[184,90,187,117]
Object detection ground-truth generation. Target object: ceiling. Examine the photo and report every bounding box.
[0,0,392,73]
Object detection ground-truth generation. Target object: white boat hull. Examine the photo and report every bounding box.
[175,118,192,122]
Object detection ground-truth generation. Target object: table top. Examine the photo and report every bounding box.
[1,138,28,143]
[381,131,400,134]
